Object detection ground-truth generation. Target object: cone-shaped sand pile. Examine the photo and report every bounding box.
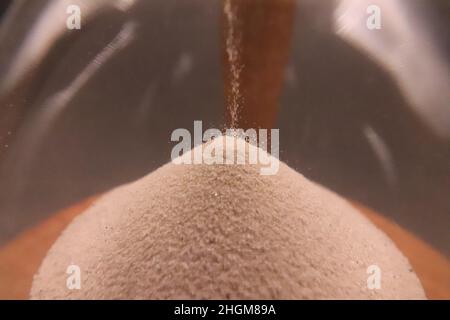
[31,136,425,299]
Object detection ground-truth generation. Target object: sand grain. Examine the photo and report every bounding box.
[30,136,425,299]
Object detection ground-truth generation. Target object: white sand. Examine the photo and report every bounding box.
[30,136,425,299]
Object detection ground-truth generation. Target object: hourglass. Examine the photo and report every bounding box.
[0,0,448,299]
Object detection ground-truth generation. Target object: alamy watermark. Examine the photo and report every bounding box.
[66,264,81,290]
[66,5,81,30]
[366,5,382,30]
[170,121,280,175]
[367,264,382,290]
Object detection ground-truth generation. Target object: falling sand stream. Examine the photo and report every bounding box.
[222,0,296,130]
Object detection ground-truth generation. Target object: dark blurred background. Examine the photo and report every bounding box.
[0,0,448,257]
